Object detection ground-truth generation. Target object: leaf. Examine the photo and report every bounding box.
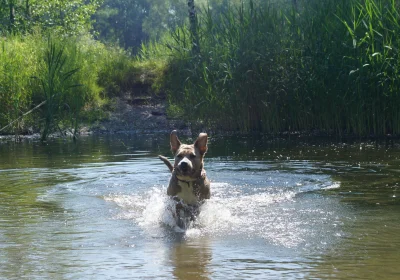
[349,69,359,75]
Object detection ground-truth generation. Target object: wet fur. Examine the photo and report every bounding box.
[159,130,210,227]
[158,155,173,172]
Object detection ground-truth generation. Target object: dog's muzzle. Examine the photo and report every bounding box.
[180,161,189,172]
[177,158,192,174]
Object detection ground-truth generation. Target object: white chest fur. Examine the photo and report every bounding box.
[176,180,198,205]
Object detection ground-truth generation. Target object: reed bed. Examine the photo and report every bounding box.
[157,0,400,136]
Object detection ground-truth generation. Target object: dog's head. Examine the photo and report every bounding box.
[170,130,208,180]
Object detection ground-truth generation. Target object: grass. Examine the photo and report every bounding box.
[2,0,399,138]
[0,35,39,136]
[33,39,82,141]
[142,0,400,137]
[0,31,149,139]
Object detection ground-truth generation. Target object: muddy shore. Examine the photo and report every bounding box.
[1,96,397,142]
[0,97,199,141]
[88,97,187,135]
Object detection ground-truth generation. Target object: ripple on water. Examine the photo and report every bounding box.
[104,179,344,250]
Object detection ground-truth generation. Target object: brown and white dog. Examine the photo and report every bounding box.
[159,130,210,227]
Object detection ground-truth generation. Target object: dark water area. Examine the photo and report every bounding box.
[0,134,399,279]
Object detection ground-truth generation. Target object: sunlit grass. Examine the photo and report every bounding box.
[2,0,399,138]
[142,0,400,136]
[0,32,143,137]
[0,35,40,135]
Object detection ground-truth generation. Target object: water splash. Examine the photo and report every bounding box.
[104,181,320,247]
[322,182,341,190]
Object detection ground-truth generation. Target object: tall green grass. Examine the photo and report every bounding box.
[33,39,83,141]
[97,44,167,98]
[151,0,400,136]
[2,0,399,138]
[0,32,138,138]
[0,35,39,136]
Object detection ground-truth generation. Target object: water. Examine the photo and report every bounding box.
[0,134,399,279]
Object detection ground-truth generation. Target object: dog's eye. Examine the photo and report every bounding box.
[189,154,196,159]
[176,154,183,159]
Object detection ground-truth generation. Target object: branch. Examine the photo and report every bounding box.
[0,100,47,133]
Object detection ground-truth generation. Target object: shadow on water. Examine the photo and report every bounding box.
[0,134,400,279]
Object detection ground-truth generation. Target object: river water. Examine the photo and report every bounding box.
[0,134,399,279]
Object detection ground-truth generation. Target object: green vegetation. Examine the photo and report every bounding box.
[1,0,400,139]
[0,33,113,139]
[154,0,400,136]
[0,0,137,139]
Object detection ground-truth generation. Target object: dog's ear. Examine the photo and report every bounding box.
[195,133,208,155]
[170,130,181,154]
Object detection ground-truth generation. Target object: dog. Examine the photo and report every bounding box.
[159,130,210,228]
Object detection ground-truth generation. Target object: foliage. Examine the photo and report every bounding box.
[2,0,400,138]
[150,0,400,136]
[93,0,243,51]
[0,0,103,35]
[33,39,81,141]
[0,33,39,135]
[0,32,119,137]
[92,0,149,51]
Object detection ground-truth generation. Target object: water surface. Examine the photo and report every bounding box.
[0,135,399,279]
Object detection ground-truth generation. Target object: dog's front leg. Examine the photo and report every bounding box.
[175,200,186,228]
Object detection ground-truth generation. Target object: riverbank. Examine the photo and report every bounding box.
[87,96,192,135]
[2,1,400,141]
[0,95,199,142]
[1,92,398,142]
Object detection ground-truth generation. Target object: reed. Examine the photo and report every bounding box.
[0,35,40,136]
[0,32,125,138]
[32,38,83,141]
[152,0,400,136]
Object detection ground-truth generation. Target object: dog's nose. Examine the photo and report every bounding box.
[180,161,188,170]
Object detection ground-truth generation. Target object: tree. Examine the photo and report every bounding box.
[31,0,103,35]
[93,0,150,50]
[0,0,103,35]
[93,0,191,51]
[142,0,187,40]
[92,0,244,50]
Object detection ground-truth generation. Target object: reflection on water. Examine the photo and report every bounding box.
[169,237,212,280]
[309,206,400,280]
[0,135,400,279]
